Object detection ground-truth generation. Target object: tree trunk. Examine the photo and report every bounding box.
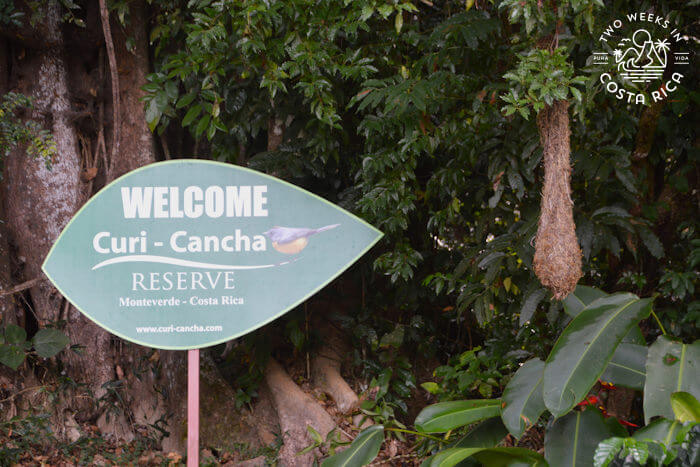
[4,3,83,327]
[2,2,88,441]
[265,358,340,465]
[1,0,186,446]
[0,37,18,327]
[106,0,154,180]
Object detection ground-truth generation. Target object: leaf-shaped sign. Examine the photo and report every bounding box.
[543,293,652,417]
[644,336,700,423]
[545,408,625,467]
[501,358,546,438]
[42,160,382,349]
[415,400,501,434]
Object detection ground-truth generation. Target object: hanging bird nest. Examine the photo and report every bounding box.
[533,100,582,299]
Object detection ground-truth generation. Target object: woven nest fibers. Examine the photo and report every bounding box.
[533,100,582,300]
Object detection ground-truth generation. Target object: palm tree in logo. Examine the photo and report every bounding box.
[654,38,670,68]
[613,49,623,61]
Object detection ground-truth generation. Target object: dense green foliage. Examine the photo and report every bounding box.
[144,0,697,344]
[0,412,173,465]
[326,288,699,466]
[0,324,69,370]
[140,0,697,463]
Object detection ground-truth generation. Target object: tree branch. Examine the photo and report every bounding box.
[99,0,120,175]
[0,277,42,297]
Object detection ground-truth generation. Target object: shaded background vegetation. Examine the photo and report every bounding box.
[140,0,697,404]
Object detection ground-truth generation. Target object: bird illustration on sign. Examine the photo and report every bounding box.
[263,224,340,255]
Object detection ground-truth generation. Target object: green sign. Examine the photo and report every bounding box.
[42,160,382,350]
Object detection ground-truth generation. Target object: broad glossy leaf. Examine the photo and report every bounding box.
[452,417,509,448]
[593,437,625,467]
[321,425,383,467]
[671,392,700,423]
[181,104,201,126]
[544,294,652,417]
[562,286,645,344]
[545,408,621,467]
[379,325,404,348]
[632,418,681,445]
[501,359,546,438]
[446,418,509,467]
[32,328,70,358]
[145,99,160,131]
[644,336,700,423]
[415,400,501,434]
[638,227,664,259]
[600,343,647,390]
[0,344,25,370]
[520,288,547,327]
[307,425,323,444]
[621,325,645,345]
[562,285,606,317]
[4,324,26,345]
[427,447,548,467]
[594,438,651,467]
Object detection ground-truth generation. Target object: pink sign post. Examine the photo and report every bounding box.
[187,349,200,467]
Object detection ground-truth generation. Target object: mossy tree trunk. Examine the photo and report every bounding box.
[0,0,185,446]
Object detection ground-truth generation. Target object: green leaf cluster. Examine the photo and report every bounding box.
[0,92,56,168]
[424,346,513,401]
[0,0,23,26]
[0,325,70,370]
[324,286,700,466]
[502,48,586,119]
[142,1,698,355]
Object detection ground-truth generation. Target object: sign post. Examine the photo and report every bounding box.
[187,349,199,466]
[42,160,382,461]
